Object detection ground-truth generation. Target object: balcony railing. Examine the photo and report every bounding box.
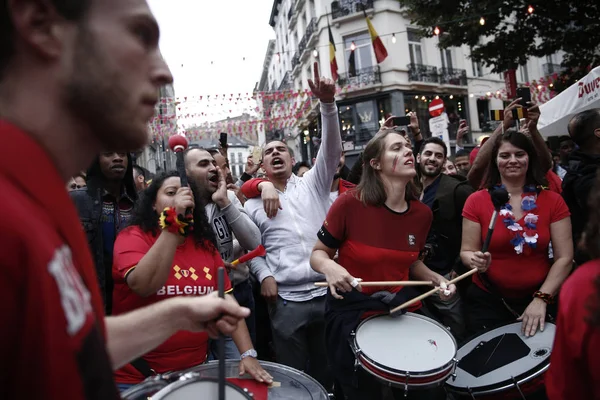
[332,0,374,20]
[543,63,564,76]
[291,52,300,72]
[298,18,317,57]
[408,64,467,86]
[338,66,381,87]
[279,71,292,91]
[440,67,468,86]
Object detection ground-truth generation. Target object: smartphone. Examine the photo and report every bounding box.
[251,146,263,163]
[392,116,411,126]
[516,87,531,107]
[219,132,228,148]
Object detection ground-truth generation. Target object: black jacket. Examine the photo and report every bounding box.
[425,174,474,275]
[70,154,137,312]
[562,150,600,265]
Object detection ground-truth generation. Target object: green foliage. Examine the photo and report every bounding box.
[399,0,599,91]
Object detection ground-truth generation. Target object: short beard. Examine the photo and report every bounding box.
[64,26,147,152]
[420,164,443,178]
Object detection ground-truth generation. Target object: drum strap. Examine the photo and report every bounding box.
[130,357,155,378]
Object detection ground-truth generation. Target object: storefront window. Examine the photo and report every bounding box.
[355,100,378,145]
[339,105,356,143]
[377,97,392,127]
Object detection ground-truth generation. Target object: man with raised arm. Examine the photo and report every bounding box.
[242,63,340,389]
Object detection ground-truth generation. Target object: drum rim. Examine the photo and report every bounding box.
[352,312,458,378]
[151,376,253,399]
[120,378,169,398]
[445,360,549,395]
[182,359,329,396]
[446,321,555,395]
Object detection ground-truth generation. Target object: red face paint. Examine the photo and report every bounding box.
[392,155,399,172]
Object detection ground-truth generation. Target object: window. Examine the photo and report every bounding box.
[230,152,235,163]
[238,152,243,163]
[238,165,243,178]
[440,48,454,71]
[344,32,373,72]
[471,59,483,77]
[519,65,529,83]
[407,30,423,66]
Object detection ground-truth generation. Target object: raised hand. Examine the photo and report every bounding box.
[307,62,335,103]
[174,187,195,216]
[211,167,231,209]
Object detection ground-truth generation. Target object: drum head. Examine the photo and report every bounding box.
[121,378,169,400]
[153,377,252,400]
[182,360,329,399]
[355,313,457,375]
[447,322,555,394]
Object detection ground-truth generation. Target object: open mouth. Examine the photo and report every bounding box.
[208,174,218,184]
[404,159,414,166]
[272,158,284,167]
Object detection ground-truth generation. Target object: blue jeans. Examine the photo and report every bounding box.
[208,279,256,360]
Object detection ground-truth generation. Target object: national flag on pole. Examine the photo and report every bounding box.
[328,21,338,81]
[363,8,388,63]
[348,48,357,77]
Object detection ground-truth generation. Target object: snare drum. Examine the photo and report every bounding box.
[121,375,169,399]
[351,313,457,391]
[446,321,556,399]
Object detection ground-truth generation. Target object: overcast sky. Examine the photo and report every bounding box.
[147,0,275,121]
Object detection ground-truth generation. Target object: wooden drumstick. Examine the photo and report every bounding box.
[314,280,434,287]
[389,269,478,315]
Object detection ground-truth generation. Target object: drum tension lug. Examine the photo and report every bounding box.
[451,358,459,381]
[403,373,410,397]
[468,387,476,400]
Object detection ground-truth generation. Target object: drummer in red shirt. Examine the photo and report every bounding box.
[112,171,272,391]
[310,126,456,400]
[461,129,573,338]
[547,173,600,400]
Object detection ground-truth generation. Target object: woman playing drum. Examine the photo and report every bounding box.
[547,173,600,400]
[460,130,573,337]
[111,171,272,391]
[310,127,455,400]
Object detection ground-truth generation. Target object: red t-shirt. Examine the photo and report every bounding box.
[318,191,432,309]
[547,259,600,400]
[545,170,562,194]
[112,226,232,384]
[462,189,570,298]
[241,177,355,198]
[0,121,118,399]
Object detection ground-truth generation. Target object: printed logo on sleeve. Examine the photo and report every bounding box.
[47,245,93,336]
[408,234,416,246]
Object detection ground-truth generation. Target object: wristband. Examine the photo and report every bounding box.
[533,291,553,304]
[240,349,257,359]
[159,207,194,236]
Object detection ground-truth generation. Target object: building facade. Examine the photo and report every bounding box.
[189,136,254,182]
[136,84,178,176]
[260,0,562,165]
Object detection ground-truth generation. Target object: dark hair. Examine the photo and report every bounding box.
[127,171,217,249]
[132,165,145,179]
[455,149,471,158]
[582,172,600,326]
[557,135,573,145]
[356,130,419,206]
[0,0,91,78]
[183,147,211,167]
[568,109,600,147]
[85,153,138,202]
[292,161,310,175]
[483,130,548,189]
[420,137,448,158]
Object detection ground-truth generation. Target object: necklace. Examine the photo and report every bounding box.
[497,184,540,255]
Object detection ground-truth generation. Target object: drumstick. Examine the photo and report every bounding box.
[314,280,434,287]
[168,135,192,220]
[217,267,226,400]
[389,269,478,315]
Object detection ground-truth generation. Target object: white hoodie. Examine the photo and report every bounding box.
[244,102,341,301]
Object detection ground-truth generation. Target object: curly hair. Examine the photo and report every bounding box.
[582,172,600,326]
[127,170,217,250]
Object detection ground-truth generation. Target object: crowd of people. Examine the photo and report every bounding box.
[1,1,599,400]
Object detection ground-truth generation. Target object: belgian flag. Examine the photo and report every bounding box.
[490,108,528,121]
[363,8,387,63]
[328,21,339,82]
